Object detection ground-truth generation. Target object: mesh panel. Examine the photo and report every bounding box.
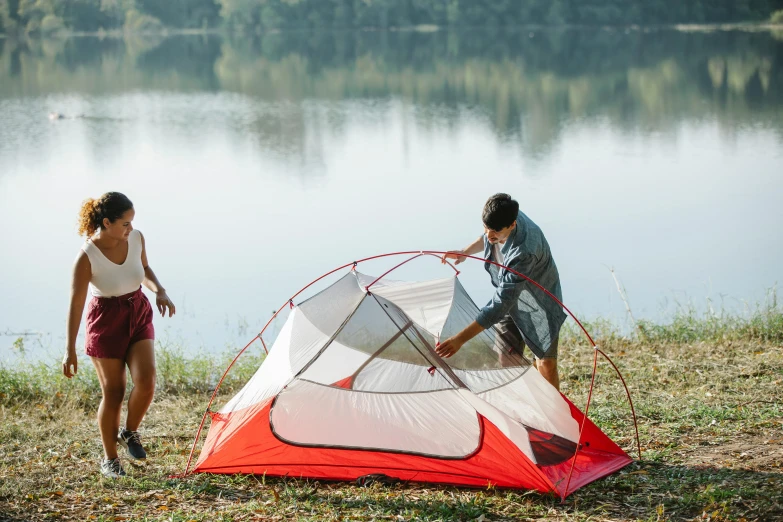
[437,279,532,393]
[366,294,456,371]
[301,292,461,392]
[297,272,366,338]
[354,272,455,337]
[292,273,532,395]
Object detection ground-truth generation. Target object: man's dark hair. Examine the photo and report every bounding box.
[482,193,519,231]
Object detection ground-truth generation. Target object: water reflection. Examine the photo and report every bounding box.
[0,29,781,362]
[1,29,781,164]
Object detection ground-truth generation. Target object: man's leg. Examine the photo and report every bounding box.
[493,315,529,367]
[536,358,559,391]
[536,335,560,390]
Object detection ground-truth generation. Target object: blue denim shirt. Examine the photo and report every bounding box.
[475,211,566,356]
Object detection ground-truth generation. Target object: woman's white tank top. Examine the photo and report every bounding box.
[82,229,145,297]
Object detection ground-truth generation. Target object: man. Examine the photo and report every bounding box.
[437,193,566,390]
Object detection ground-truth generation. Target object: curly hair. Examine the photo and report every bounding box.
[77,192,134,237]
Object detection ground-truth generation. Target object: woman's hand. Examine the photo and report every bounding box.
[62,350,78,378]
[156,291,176,317]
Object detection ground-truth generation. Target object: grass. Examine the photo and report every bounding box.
[0,305,781,521]
[0,340,265,408]
[560,286,783,345]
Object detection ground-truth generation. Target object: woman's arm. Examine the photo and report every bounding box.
[139,231,176,317]
[63,253,91,378]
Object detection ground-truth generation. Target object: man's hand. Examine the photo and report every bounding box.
[436,336,464,358]
[441,250,466,265]
[436,321,485,358]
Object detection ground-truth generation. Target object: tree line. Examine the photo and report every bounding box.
[2,0,783,36]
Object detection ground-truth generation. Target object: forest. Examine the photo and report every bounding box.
[2,0,783,36]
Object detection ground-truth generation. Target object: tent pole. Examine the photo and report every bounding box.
[562,346,600,500]
[183,250,636,493]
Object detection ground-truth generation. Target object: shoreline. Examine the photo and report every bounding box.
[2,22,782,41]
[3,300,781,367]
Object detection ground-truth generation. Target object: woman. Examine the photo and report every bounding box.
[62,192,175,478]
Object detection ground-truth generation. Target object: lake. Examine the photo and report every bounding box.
[1,28,781,363]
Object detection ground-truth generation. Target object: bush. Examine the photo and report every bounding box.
[40,14,66,35]
[124,8,165,33]
[771,9,783,24]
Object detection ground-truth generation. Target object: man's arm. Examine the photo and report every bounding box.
[436,255,533,358]
[475,255,533,329]
[441,235,484,265]
[435,320,484,358]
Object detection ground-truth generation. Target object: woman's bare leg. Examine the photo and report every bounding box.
[124,339,156,431]
[90,357,127,460]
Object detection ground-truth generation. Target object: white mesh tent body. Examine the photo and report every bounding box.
[192,269,631,497]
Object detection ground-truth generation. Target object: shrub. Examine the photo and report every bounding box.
[124,8,164,33]
[40,14,66,35]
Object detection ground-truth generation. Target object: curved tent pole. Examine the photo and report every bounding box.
[560,347,642,499]
[182,259,356,475]
[413,252,640,499]
[184,254,425,474]
[423,252,461,275]
[180,333,262,477]
[423,252,596,345]
[562,347,600,499]
[365,253,424,291]
[363,251,617,500]
[597,347,642,459]
[365,253,461,292]
[182,250,639,483]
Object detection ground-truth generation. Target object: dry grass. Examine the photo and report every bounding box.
[1,317,781,521]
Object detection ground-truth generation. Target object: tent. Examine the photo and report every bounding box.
[187,253,634,498]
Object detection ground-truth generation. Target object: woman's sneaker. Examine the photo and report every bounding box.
[118,428,147,460]
[100,457,126,478]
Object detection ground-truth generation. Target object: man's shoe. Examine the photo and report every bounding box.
[118,428,147,460]
[100,457,126,478]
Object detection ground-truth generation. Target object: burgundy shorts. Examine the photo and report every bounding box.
[85,287,155,360]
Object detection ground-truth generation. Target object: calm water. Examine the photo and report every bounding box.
[1,29,782,363]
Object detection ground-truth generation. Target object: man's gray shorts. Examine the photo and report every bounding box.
[494,315,558,360]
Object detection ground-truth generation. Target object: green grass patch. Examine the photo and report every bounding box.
[0,342,265,407]
[561,288,783,346]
